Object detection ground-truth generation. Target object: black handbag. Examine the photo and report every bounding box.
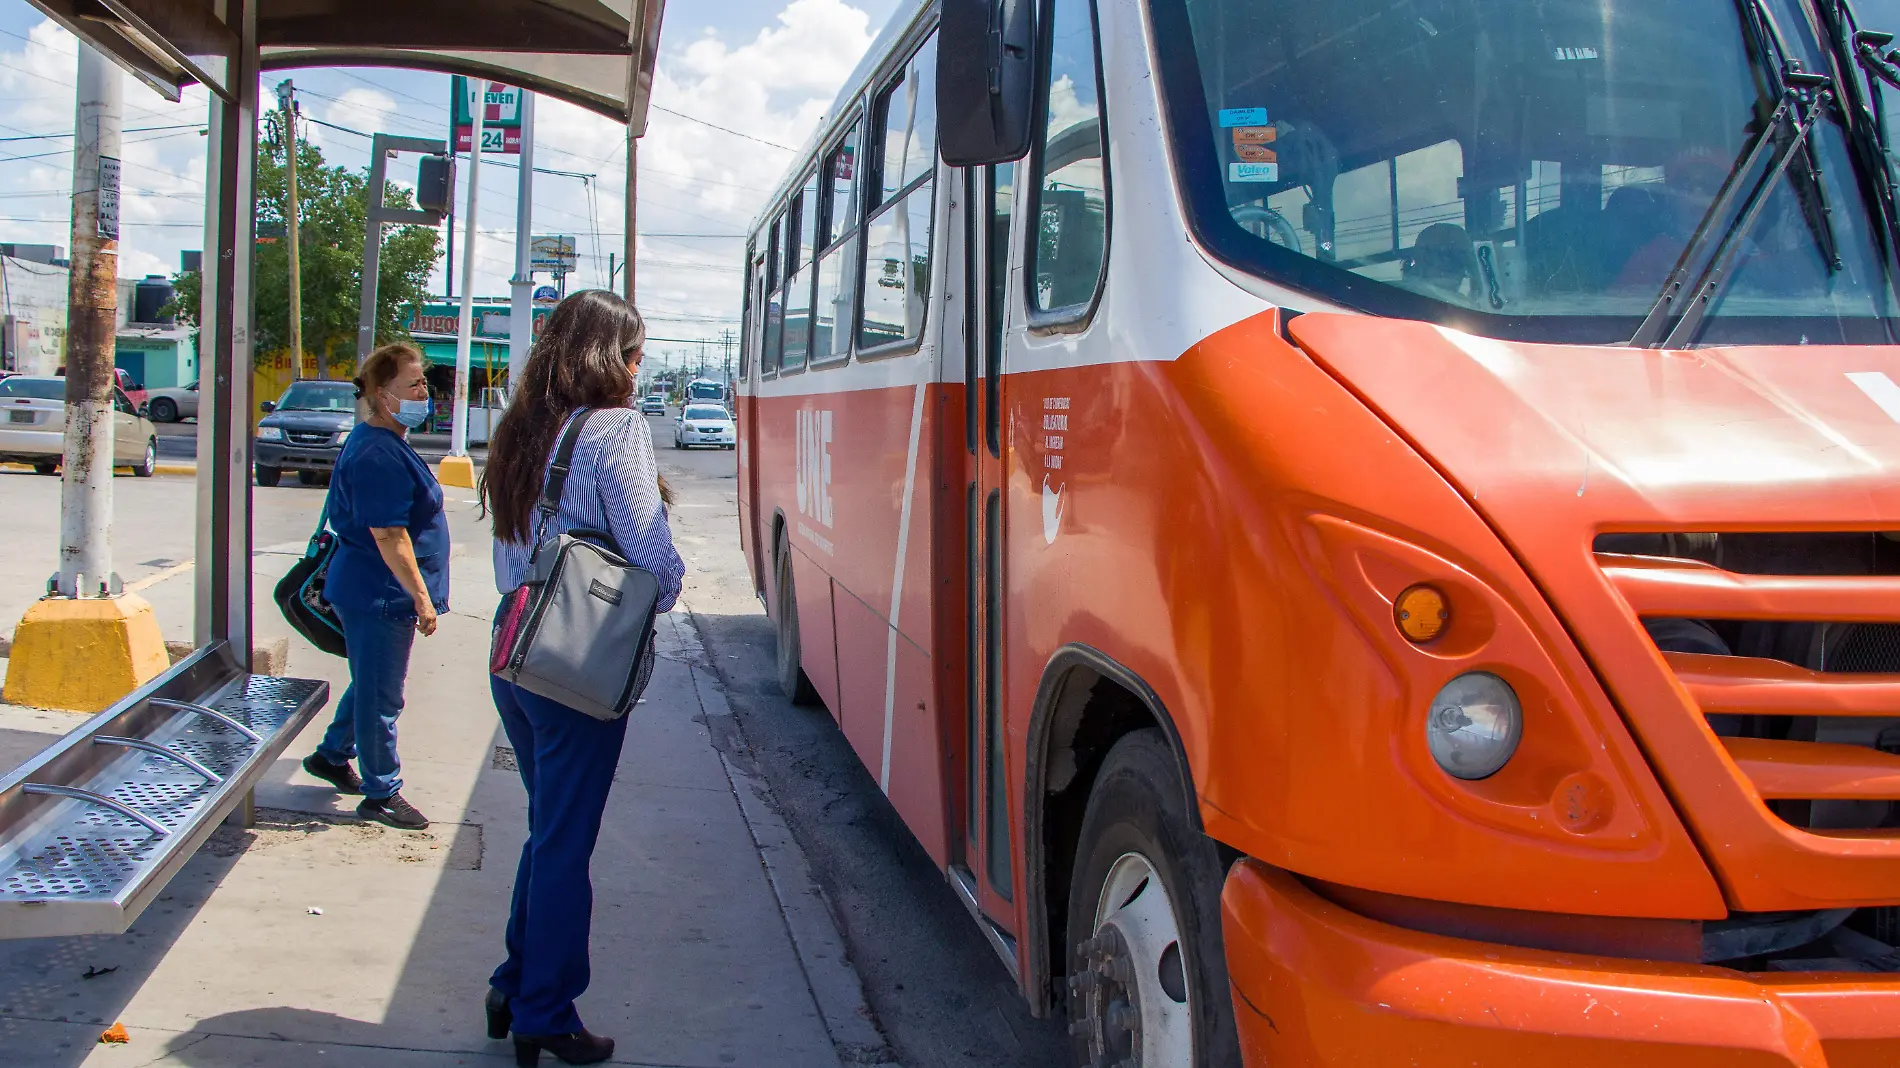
[490,410,662,720]
[274,492,348,657]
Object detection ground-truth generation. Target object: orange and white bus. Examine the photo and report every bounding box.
[735,0,1900,1063]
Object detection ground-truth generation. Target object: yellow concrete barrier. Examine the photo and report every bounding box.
[2,594,169,713]
[436,454,477,489]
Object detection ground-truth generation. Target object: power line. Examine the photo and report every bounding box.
[0,122,201,144]
[648,104,796,151]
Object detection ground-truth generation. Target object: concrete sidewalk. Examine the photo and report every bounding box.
[0,562,891,1065]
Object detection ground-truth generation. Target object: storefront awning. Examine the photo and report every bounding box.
[27,0,664,127]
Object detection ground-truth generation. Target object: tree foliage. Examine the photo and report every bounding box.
[167,119,441,374]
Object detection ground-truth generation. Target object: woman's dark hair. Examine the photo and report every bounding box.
[481,289,646,543]
[354,342,422,400]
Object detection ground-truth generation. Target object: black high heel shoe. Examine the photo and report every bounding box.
[512,1029,614,1066]
[485,987,511,1040]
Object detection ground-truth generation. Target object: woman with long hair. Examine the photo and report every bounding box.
[478,290,685,1066]
[299,342,444,831]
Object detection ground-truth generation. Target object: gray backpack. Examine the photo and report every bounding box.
[489,410,661,720]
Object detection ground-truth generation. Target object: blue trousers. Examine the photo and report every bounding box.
[489,675,630,1036]
[315,601,415,800]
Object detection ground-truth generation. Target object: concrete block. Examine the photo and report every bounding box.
[435,455,476,488]
[1,593,169,712]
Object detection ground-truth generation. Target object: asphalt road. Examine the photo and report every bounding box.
[649,412,1071,1068]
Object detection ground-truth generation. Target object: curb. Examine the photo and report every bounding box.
[664,611,900,1067]
[0,462,195,476]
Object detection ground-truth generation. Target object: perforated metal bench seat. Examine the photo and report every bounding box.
[0,645,328,939]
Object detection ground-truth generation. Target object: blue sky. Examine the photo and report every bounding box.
[0,0,900,353]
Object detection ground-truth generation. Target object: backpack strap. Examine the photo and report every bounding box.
[534,409,598,534]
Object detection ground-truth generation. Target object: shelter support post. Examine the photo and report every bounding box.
[195,0,260,660]
[624,125,636,303]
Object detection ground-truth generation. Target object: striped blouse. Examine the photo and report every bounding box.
[492,406,685,614]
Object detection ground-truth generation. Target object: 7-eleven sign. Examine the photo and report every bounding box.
[451,76,522,154]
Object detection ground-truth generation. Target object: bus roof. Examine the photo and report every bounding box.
[748,0,936,238]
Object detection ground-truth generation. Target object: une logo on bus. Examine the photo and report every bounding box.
[796,409,833,528]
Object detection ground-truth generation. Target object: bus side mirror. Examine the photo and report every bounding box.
[938,0,1036,167]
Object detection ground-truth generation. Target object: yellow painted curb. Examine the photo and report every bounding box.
[436,454,478,488]
[2,594,170,713]
[0,462,195,476]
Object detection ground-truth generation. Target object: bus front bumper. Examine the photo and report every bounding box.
[1222,860,1900,1067]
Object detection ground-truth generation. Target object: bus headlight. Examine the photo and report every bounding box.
[1426,672,1521,780]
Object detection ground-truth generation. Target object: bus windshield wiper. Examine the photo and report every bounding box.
[1629,74,1836,347]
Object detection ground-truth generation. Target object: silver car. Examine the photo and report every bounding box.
[673,403,735,450]
[144,379,199,423]
[0,375,158,477]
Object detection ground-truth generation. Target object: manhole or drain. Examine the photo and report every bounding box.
[492,746,517,771]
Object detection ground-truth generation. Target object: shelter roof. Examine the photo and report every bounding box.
[28,0,663,127]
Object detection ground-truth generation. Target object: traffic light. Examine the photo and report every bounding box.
[417,155,455,215]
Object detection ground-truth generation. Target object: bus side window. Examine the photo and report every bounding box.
[739,240,759,380]
[812,118,863,364]
[858,33,939,353]
[1027,0,1109,318]
[782,173,820,372]
[763,212,785,375]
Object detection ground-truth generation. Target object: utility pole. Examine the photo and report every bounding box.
[508,91,535,391]
[447,80,487,482]
[275,80,307,379]
[4,41,168,713]
[59,42,123,600]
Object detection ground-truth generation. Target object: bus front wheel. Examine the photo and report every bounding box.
[1066,730,1239,1068]
[773,528,820,705]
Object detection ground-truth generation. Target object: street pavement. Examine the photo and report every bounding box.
[0,414,1064,1068]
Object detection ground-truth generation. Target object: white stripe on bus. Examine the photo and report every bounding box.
[879,380,928,792]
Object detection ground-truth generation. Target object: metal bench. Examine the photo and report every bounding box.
[0,644,328,939]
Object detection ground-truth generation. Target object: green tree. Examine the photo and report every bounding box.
[167,120,441,375]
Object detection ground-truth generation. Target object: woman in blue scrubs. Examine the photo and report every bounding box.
[299,342,449,831]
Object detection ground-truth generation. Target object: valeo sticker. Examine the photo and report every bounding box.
[1229,162,1280,183]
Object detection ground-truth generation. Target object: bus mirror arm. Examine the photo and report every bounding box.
[938,0,1037,167]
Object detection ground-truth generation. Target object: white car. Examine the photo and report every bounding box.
[144,379,200,422]
[673,403,735,450]
[0,375,158,477]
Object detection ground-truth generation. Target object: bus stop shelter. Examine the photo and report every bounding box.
[0,0,663,938]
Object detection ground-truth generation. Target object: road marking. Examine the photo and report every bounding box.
[125,558,195,593]
[1846,371,1900,424]
[879,382,927,792]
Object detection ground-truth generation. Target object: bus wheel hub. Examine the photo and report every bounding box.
[1069,924,1142,1065]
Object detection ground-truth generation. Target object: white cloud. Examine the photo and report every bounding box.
[512,0,879,345]
[0,0,890,355]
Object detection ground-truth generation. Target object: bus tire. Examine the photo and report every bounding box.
[773,528,820,705]
[1066,730,1239,1068]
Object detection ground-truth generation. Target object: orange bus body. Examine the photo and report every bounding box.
[734,1,1900,1063]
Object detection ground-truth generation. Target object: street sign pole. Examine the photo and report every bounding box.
[508,91,536,390]
[451,89,487,461]
[59,42,123,600]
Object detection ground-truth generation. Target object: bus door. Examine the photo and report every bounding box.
[741,246,767,589]
[950,162,1020,945]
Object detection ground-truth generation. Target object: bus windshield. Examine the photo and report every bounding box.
[1157,0,1900,344]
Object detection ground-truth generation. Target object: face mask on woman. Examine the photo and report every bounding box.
[384,390,432,430]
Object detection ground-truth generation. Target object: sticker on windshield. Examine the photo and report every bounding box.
[1552,46,1600,61]
[1233,126,1277,163]
[1229,162,1279,183]
[1219,107,1268,128]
